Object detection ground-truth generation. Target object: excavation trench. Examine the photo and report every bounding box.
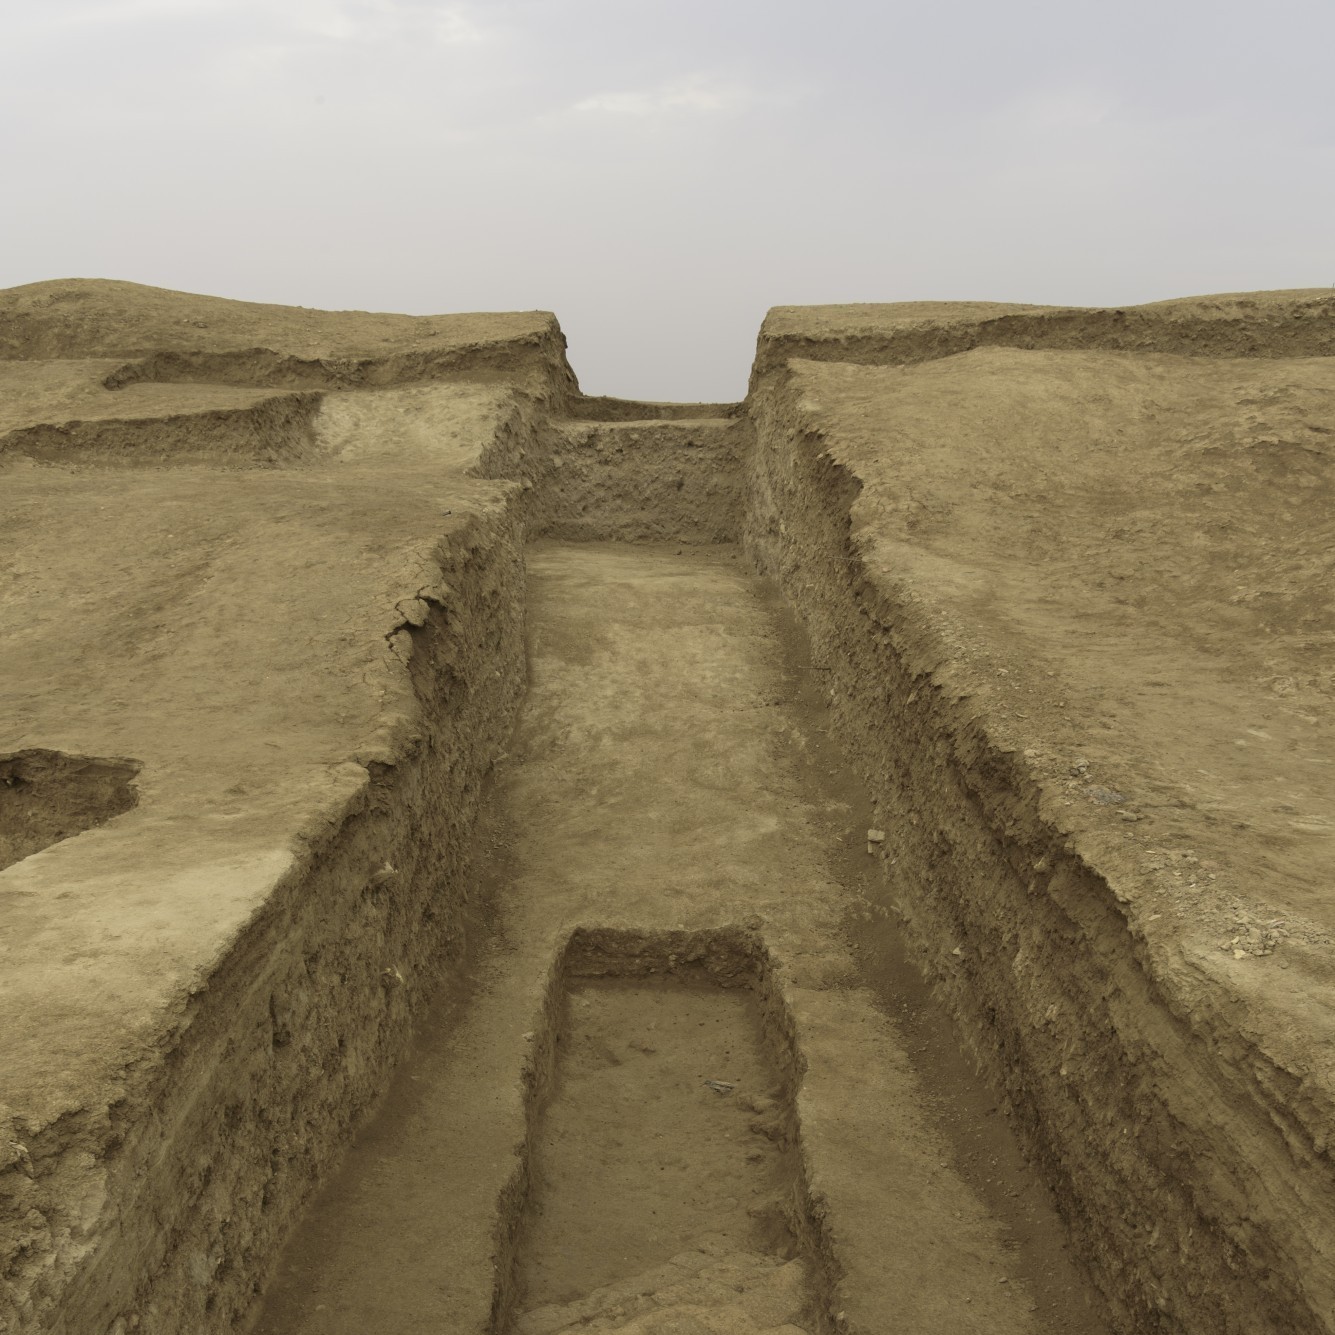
[8,294,1334,1335]
[507,929,825,1335]
[246,414,1112,1335]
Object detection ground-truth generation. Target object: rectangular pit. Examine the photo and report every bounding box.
[508,929,819,1334]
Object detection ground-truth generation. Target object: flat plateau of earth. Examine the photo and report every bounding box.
[800,345,1335,963]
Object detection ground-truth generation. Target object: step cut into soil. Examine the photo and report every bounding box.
[507,928,822,1335]
[0,749,139,872]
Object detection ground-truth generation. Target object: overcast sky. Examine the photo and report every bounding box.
[3,0,1332,399]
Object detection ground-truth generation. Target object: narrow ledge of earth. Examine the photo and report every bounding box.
[1,278,1332,1335]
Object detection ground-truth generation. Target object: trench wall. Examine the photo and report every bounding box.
[3,502,528,1335]
[749,293,1335,387]
[0,394,325,466]
[740,364,1334,1335]
[101,330,580,402]
[473,400,750,545]
[539,417,747,544]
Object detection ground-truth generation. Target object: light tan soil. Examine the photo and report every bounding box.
[787,348,1335,941]
[0,279,561,369]
[0,361,283,434]
[749,289,1335,385]
[0,352,550,1333]
[745,314,1335,1334]
[250,542,1103,1335]
[515,978,803,1310]
[4,280,1335,1335]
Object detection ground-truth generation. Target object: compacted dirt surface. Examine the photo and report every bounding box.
[793,347,1335,931]
[2,279,1335,1335]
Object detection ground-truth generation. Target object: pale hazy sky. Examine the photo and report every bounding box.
[3,0,1332,399]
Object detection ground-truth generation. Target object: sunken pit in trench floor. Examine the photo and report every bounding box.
[505,929,825,1335]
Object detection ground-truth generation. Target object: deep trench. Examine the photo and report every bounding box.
[240,401,1114,1335]
[9,301,1333,1335]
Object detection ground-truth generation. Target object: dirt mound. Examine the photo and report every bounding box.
[0,279,580,397]
[0,278,554,361]
[751,288,1335,385]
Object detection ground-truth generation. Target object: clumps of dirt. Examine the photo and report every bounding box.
[0,749,140,871]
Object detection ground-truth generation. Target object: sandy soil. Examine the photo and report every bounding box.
[1,450,511,1108]
[751,289,1335,384]
[799,348,1335,949]
[5,279,1335,1335]
[745,306,1335,1334]
[0,361,284,433]
[0,302,554,1332]
[0,279,555,362]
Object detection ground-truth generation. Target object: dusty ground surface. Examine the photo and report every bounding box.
[0,279,556,365]
[0,361,286,435]
[797,347,1335,951]
[0,282,566,1334]
[751,288,1335,382]
[0,426,509,1120]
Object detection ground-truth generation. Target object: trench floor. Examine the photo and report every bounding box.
[248,542,1111,1335]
